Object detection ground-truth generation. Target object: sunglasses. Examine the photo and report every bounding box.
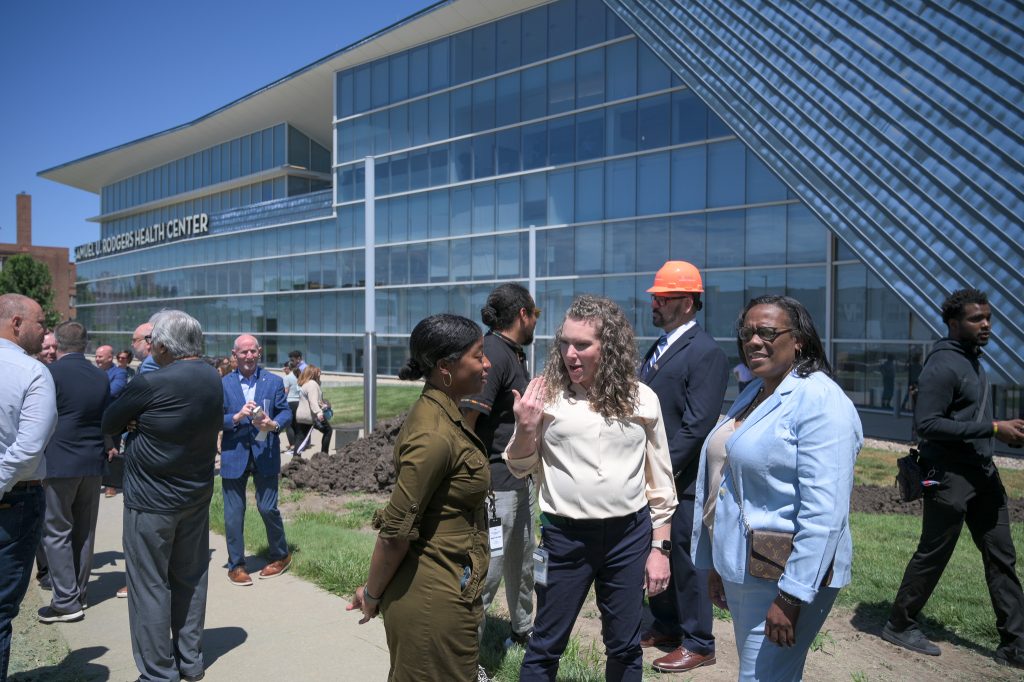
[650,294,690,306]
[738,326,794,343]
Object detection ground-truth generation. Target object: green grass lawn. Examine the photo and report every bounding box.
[856,447,1024,495]
[321,384,421,424]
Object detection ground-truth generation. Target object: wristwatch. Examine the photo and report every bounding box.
[651,539,671,553]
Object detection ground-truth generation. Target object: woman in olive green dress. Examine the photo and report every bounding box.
[348,314,492,681]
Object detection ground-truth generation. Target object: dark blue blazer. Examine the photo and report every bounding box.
[220,367,292,479]
[45,353,113,478]
[640,322,729,495]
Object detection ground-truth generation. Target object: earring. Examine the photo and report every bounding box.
[441,370,452,388]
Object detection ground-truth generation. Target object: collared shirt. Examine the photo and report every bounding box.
[660,319,696,354]
[238,367,260,403]
[138,354,159,375]
[503,382,677,528]
[0,338,57,493]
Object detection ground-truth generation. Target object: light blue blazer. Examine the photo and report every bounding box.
[690,371,863,603]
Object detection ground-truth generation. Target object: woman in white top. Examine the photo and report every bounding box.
[295,365,332,454]
[505,295,677,681]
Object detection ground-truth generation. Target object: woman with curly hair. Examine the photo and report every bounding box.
[505,295,677,681]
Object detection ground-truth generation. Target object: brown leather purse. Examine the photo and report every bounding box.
[748,529,793,581]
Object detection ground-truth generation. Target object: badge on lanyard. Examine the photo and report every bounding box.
[487,490,504,557]
[532,547,550,586]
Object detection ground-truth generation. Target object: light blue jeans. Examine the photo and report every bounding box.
[723,577,839,681]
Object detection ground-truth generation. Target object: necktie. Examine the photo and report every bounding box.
[642,334,669,379]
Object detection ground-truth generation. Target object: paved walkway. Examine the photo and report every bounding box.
[27,493,391,681]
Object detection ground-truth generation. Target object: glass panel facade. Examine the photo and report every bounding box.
[74,0,944,419]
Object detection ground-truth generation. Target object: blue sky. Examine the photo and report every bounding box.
[0,0,430,256]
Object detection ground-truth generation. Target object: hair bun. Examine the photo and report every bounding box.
[480,305,498,327]
[398,358,424,381]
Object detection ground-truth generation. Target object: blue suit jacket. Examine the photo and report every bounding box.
[107,365,129,399]
[691,372,863,603]
[220,367,292,479]
[45,353,112,478]
[640,322,729,495]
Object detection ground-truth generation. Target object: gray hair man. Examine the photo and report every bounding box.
[0,293,57,680]
[36,321,115,625]
[101,310,223,682]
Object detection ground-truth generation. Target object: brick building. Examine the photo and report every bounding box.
[0,193,76,321]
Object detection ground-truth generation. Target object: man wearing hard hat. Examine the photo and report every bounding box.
[639,261,729,673]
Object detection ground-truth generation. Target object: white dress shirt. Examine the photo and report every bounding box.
[0,338,57,493]
[504,381,677,529]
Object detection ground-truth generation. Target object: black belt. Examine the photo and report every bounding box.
[12,480,42,489]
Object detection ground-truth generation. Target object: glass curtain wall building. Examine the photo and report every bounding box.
[47,0,1022,434]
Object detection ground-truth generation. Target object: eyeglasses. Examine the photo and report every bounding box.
[650,294,690,306]
[235,349,260,356]
[143,335,152,343]
[738,326,794,343]
[132,336,147,343]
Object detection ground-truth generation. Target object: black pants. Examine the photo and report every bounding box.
[286,401,299,448]
[889,461,1024,655]
[295,420,332,454]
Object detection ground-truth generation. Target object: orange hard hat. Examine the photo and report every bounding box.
[646,261,704,293]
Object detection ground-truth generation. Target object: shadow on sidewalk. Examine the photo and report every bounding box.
[9,645,108,681]
[203,626,248,670]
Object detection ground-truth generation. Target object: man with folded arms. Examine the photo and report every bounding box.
[0,294,57,681]
[102,310,223,682]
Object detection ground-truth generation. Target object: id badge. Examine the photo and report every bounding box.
[532,547,550,586]
[489,517,504,558]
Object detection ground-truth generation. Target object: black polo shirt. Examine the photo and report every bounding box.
[461,331,530,491]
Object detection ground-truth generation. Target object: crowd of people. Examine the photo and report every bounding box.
[347,263,1024,682]
[2,258,1024,682]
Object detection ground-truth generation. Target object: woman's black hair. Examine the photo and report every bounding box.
[736,295,832,378]
[481,283,534,331]
[398,314,482,381]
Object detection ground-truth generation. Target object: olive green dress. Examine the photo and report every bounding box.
[373,385,490,682]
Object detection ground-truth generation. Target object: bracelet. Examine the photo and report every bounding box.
[994,421,999,435]
[776,590,802,607]
[363,583,382,603]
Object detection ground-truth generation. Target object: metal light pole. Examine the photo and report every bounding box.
[363,157,377,435]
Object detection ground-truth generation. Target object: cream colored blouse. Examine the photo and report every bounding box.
[503,382,677,529]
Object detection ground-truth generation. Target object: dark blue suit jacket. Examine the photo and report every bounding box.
[640,322,728,495]
[45,353,113,478]
[220,367,291,479]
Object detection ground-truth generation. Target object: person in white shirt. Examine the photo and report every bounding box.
[0,294,57,681]
[505,295,677,681]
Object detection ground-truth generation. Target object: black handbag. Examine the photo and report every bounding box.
[895,448,923,502]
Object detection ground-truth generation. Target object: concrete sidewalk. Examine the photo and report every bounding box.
[28,493,391,681]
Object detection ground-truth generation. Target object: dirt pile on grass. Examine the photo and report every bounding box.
[282,414,405,493]
[851,484,1024,521]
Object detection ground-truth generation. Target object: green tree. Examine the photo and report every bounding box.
[0,254,61,327]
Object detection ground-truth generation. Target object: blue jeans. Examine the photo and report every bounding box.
[520,509,651,682]
[0,486,44,682]
[222,471,288,570]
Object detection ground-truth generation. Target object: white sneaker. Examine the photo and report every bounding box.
[477,665,490,682]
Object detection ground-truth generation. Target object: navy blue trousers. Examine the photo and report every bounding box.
[222,467,288,571]
[0,486,44,682]
[647,494,714,655]
[520,508,651,682]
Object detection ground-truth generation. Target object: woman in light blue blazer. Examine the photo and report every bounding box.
[691,295,863,681]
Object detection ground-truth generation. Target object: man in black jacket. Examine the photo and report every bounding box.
[883,288,1024,667]
[101,310,223,682]
[639,261,728,673]
[37,321,115,624]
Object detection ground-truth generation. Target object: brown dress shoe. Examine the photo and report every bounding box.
[640,629,682,649]
[258,553,292,579]
[652,646,716,673]
[228,567,253,586]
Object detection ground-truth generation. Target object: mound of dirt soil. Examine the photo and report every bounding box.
[851,484,1024,521]
[282,414,406,493]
